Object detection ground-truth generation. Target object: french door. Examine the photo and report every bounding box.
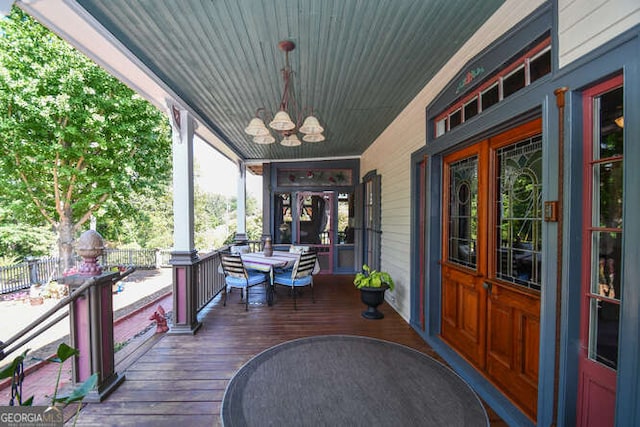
[295,192,333,272]
[441,119,542,421]
[576,75,623,427]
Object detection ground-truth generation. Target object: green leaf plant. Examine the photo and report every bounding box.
[353,264,395,291]
[0,343,98,425]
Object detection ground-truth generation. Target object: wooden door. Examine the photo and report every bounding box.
[442,119,542,421]
[442,142,488,369]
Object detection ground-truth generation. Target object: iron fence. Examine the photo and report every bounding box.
[0,248,169,295]
[100,249,157,269]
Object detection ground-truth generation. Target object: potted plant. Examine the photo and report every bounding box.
[354,264,395,319]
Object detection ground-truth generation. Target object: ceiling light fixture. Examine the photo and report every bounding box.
[245,40,325,146]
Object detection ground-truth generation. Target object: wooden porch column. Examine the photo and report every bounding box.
[65,272,124,402]
[167,102,201,335]
[234,160,247,243]
[261,162,271,239]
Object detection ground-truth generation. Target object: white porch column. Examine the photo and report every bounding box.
[235,160,247,243]
[171,107,195,253]
[167,102,201,334]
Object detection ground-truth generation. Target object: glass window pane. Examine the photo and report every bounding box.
[464,97,478,121]
[503,66,526,98]
[495,136,543,291]
[448,156,478,269]
[298,194,330,244]
[274,193,292,244]
[436,118,447,137]
[338,193,354,244]
[529,49,551,83]
[594,161,623,228]
[588,298,619,369]
[449,109,462,130]
[591,232,622,301]
[596,87,624,159]
[481,84,499,111]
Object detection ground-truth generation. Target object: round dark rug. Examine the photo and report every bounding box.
[221,335,488,426]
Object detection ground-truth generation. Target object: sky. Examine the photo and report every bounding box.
[192,137,262,203]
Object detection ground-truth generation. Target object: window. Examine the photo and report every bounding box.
[449,109,462,130]
[529,47,551,83]
[337,193,354,244]
[502,65,525,98]
[448,156,478,269]
[495,136,543,290]
[436,117,447,137]
[481,83,499,111]
[274,193,292,244]
[583,77,624,369]
[464,97,479,121]
[433,37,551,139]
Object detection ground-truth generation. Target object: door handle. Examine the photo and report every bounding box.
[482,282,492,293]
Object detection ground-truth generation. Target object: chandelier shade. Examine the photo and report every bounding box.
[269,110,296,131]
[302,133,326,143]
[245,40,325,146]
[245,117,270,136]
[281,134,302,147]
[253,134,276,144]
[299,115,324,134]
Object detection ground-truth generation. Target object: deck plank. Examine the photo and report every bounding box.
[74,274,503,425]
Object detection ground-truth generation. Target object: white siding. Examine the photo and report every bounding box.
[360,0,546,321]
[559,0,640,67]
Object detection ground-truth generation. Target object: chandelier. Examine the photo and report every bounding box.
[244,40,325,147]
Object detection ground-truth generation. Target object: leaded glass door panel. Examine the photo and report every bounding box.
[442,118,542,422]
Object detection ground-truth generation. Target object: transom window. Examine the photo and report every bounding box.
[435,38,550,138]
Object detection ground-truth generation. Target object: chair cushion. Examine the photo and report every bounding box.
[289,245,309,254]
[273,273,312,287]
[231,245,251,254]
[225,272,267,288]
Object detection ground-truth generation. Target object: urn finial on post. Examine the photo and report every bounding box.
[76,230,105,276]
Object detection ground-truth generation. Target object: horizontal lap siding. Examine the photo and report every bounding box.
[360,0,545,321]
[559,0,640,67]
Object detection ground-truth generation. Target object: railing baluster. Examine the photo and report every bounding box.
[9,358,25,406]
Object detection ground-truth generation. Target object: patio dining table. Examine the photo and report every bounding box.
[240,251,301,306]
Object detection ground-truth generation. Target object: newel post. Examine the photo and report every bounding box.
[63,230,124,402]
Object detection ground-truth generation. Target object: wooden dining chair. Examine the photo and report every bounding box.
[220,252,268,310]
[273,251,316,310]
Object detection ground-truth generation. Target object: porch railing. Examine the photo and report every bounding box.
[192,241,263,313]
[0,269,134,405]
[194,250,226,312]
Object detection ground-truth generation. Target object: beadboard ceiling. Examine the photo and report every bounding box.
[68,0,505,162]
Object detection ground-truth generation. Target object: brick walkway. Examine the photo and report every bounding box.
[0,272,173,407]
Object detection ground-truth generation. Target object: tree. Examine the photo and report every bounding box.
[0,9,172,269]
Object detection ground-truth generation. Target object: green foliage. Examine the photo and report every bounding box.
[0,254,21,267]
[0,9,171,267]
[0,343,96,413]
[97,184,173,248]
[0,206,56,259]
[197,193,262,250]
[354,264,395,291]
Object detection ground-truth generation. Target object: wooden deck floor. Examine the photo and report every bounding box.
[73,275,507,426]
